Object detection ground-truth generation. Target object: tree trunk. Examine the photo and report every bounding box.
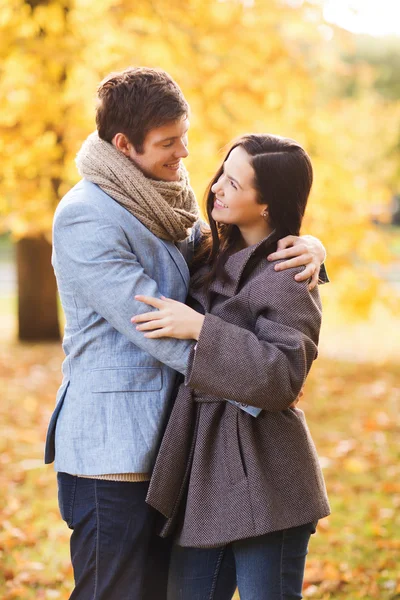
[16,236,60,341]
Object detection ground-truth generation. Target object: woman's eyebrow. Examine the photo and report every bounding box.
[224,167,242,188]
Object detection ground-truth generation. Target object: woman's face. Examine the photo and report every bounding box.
[211,146,269,235]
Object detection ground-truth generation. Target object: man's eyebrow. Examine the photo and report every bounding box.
[157,130,189,144]
[158,136,179,143]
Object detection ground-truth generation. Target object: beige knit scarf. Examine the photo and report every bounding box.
[76,132,199,242]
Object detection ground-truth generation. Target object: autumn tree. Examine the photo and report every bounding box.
[0,0,75,339]
[0,0,398,340]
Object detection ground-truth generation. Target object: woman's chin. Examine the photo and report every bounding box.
[211,208,228,224]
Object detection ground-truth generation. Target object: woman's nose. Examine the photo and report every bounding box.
[211,178,223,195]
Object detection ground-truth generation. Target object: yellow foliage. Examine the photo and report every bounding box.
[0,0,399,317]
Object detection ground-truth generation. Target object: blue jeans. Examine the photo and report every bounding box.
[57,473,172,600]
[167,522,317,600]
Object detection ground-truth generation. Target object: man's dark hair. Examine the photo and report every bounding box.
[96,67,189,153]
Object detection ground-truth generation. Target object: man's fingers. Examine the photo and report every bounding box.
[268,245,308,262]
[135,295,165,309]
[275,256,313,272]
[293,263,316,281]
[308,268,320,291]
[275,235,297,251]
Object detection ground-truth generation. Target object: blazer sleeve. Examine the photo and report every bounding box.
[319,263,329,284]
[185,268,321,411]
[53,201,193,374]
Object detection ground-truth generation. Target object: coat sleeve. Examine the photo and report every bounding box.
[53,200,193,374]
[185,268,321,411]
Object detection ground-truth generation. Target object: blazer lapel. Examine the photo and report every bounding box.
[160,239,190,289]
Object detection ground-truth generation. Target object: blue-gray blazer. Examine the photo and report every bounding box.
[44,180,198,475]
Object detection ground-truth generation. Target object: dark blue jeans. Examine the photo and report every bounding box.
[167,522,317,600]
[57,473,172,600]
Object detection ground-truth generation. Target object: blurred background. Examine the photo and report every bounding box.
[0,0,399,598]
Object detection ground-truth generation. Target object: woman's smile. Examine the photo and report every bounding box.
[214,197,228,209]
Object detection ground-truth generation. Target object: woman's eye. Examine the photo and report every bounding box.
[230,180,237,190]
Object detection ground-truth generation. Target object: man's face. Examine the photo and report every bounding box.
[126,116,190,182]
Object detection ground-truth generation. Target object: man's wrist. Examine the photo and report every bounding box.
[301,234,326,264]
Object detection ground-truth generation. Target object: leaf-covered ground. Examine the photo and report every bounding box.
[1,340,399,599]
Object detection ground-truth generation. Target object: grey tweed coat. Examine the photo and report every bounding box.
[146,231,330,548]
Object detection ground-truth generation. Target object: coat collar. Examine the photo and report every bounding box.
[206,229,280,298]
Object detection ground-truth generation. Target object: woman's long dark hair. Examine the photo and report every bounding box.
[192,134,313,290]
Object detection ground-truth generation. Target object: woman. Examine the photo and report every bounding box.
[132,134,330,599]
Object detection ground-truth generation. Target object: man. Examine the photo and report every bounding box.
[45,67,326,600]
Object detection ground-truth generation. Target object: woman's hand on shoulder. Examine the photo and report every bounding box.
[131,295,205,340]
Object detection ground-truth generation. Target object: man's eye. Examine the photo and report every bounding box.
[162,141,174,148]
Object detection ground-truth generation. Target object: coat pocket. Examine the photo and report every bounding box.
[223,409,247,485]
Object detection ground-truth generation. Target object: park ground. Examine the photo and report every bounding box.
[0,301,400,599]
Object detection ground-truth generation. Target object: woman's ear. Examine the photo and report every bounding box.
[261,206,269,220]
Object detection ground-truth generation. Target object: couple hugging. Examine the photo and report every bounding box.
[45,67,330,600]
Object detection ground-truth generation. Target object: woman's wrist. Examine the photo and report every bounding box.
[192,314,205,340]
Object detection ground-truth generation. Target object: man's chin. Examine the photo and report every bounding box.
[162,169,181,182]
[147,169,180,182]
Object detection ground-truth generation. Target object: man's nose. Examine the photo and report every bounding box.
[175,140,189,159]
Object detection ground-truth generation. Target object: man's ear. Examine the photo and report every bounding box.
[112,133,132,157]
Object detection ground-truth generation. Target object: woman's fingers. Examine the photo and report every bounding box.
[132,295,167,324]
[136,319,169,332]
[143,328,171,339]
[131,310,163,324]
[135,295,166,309]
